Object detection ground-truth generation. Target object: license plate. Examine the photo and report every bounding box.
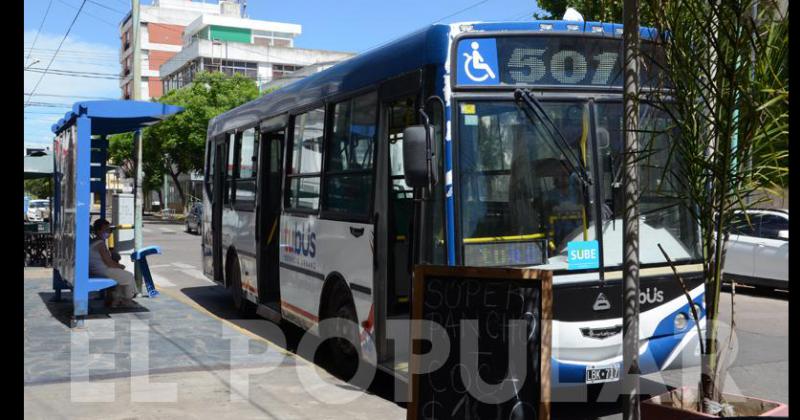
[586,363,620,384]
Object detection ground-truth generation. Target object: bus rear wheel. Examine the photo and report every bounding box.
[323,283,360,381]
[228,256,255,317]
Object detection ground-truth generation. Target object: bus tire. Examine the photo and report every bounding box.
[228,255,255,317]
[323,281,360,380]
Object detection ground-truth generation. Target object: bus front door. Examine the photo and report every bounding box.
[256,128,284,315]
[212,141,225,283]
[386,96,417,315]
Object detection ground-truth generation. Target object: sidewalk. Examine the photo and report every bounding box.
[24,268,405,419]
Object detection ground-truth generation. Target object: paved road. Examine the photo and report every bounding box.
[137,222,789,418]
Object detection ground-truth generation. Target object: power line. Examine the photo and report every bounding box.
[431,0,490,24]
[55,0,119,28]
[24,46,119,57]
[86,0,127,16]
[25,101,73,108]
[25,0,89,107]
[26,0,55,67]
[25,92,117,100]
[25,67,119,77]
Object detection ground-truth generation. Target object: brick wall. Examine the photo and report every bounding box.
[147,23,184,45]
[148,50,176,71]
[148,78,163,99]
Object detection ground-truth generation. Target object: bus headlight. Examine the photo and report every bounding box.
[674,313,688,331]
[692,303,703,319]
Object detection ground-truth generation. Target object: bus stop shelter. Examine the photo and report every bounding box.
[50,100,182,327]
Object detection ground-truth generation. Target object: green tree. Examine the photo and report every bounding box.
[534,0,656,25]
[146,71,259,205]
[108,71,259,207]
[24,178,51,199]
[108,132,166,206]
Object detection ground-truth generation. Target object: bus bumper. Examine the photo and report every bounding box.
[551,326,704,386]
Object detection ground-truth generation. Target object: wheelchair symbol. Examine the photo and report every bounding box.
[463,41,497,82]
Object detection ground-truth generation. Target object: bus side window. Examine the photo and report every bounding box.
[234,127,258,208]
[205,142,215,201]
[286,108,324,211]
[323,91,377,217]
[224,132,238,205]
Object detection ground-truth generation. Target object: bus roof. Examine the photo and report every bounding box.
[208,20,658,138]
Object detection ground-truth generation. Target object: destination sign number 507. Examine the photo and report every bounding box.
[507,48,619,85]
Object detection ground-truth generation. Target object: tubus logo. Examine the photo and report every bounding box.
[640,287,664,304]
[593,293,611,311]
[283,223,316,258]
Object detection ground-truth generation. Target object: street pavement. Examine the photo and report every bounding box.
[26,221,787,419]
[139,222,790,418]
[23,220,406,419]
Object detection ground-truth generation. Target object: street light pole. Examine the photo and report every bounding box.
[131,0,144,294]
[622,0,641,418]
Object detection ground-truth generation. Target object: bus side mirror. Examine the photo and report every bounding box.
[402,125,434,189]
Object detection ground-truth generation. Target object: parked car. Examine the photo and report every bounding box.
[27,199,50,222]
[185,202,202,234]
[723,209,788,289]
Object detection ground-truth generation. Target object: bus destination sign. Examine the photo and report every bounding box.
[455,36,665,89]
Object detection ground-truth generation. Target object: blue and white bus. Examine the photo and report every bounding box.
[202,19,706,387]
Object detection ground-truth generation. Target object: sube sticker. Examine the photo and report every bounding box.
[567,240,599,270]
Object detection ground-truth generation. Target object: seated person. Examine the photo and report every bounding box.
[90,219,137,308]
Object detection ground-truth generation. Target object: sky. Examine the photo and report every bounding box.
[24,0,545,148]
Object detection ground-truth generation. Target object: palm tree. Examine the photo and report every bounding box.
[643,0,787,413]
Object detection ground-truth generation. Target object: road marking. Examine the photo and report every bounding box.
[123,263,176,287]
[158,227,174,233]
[151,273,176,287]
[142,228,153,234]
[150,264,172,268]
[170,262,196,269]
[179,268,215,284]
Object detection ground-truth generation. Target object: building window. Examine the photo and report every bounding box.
[286,108,324,211]
[272,64,302,80]
[323,91,377,217]
[201,58,258,79]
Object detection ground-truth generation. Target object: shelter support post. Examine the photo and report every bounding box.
[72,114,92,323]
[133,129,144,294]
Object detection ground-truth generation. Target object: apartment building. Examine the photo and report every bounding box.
[120,0,354,100]
[160,13,354,94]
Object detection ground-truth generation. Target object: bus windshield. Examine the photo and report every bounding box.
[457,100,701,268]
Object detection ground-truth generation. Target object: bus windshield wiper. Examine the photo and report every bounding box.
[513,89,592,188]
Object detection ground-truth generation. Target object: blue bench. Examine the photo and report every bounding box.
[87,277,117,293]
[131,246,162,298]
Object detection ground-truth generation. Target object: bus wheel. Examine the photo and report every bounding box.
[228,256,255,317]
[324,283,360,380]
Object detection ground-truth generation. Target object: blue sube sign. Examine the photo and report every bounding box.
[567,240,600,270]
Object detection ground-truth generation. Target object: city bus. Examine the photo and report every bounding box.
[201,19,706,387]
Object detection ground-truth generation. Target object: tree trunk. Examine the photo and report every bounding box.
[168,169,186,211]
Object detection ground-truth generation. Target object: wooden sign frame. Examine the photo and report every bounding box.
[407,265,552,420]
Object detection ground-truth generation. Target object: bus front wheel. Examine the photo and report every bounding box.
[323,283,360,381]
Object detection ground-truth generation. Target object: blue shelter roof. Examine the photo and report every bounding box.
[51,100,184,136]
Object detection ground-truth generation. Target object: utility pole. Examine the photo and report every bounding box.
[622,0,641,418]
[131,0,144,294]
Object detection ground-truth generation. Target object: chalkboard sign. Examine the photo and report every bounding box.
[408,266,552,420]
